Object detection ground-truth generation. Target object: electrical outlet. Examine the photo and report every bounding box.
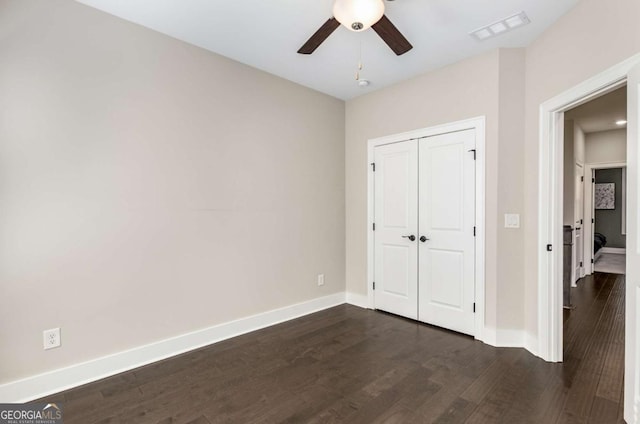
[43,328,61,350]
[317,274,325,286]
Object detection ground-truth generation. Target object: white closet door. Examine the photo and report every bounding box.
[373,140,418,319]
[418,130,476,335]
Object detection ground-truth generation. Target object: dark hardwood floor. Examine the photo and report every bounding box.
[38,272,625,423]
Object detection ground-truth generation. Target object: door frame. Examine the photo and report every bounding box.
[366,116,487,342]
[537,53,640,362]
[584,162,627,275]
[571,161,585,287]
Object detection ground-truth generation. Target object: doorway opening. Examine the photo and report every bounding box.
[538,53,640,422]
[563,86,628,285]
[556,87,628,416]
[592,165,627,275]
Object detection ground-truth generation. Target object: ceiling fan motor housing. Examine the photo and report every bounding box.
[333,0,385,32]
[297,0,412,56]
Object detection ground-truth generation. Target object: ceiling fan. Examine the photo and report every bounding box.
[298,0,413,56]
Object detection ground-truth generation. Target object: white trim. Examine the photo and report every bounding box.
[594,248,604,262]
[600,247,626,254]
[538,53,640,364]
[495,329,525,348]
[584,162,627,275]
[623,166,627,235]
[366,116,488,345]
[345,292,369,309]
[525,332,538,357]
[571,161,585,286]
[0,293,346,403]
[367,139,376,310]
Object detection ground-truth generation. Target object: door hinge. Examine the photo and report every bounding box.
[473,226,476,237]
[581,176,584,182]
[473,303,476,313]
[547,244,553,252]
[580,219,583,225]
[373,223,376,231]
[592,218,595,223]
[592,178,595,183]
[468,149,476,160]
[580,261,583,267]
[371,162,376,172]
[373,282,376,290]
[591,259,594,264]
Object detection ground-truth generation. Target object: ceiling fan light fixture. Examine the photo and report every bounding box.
[333,0,385,32]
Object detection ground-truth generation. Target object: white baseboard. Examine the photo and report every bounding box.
[495,329,525,348]
[524,332,538,358]
[595,249,603,261]
[479,326,497,346]
[0,292,346,403]
[601,247,626,254]
[345,292,369,309]
[484,328,537,355]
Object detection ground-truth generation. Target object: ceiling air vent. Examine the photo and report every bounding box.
[469,11,531,41]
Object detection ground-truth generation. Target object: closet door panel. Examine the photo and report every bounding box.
[373,140,419,319]
[418,130,476,336]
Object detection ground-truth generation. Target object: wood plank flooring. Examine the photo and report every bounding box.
[37,272,625,423]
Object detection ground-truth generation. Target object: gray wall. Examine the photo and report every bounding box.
[595,168,626,248]
[0,0,345,384]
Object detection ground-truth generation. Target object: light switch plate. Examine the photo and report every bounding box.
[504,214,520,229]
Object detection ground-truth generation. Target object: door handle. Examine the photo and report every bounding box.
[402,235,416,242]
[420,236,429,242]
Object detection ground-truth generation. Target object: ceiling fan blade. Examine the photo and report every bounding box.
[371,15,413,56]
[298,18,341,55]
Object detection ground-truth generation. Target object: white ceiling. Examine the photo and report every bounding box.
[566,87,627,134]
[76,0,580,100]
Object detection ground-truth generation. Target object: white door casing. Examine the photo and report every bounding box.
[586,169,596,275]
[574,162,584,284]
[625,62,640,424]
[418,130,476,336]
[373,140,419,319]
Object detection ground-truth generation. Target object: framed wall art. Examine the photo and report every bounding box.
[595,183,615,210]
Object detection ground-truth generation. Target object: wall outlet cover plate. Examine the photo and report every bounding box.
[43,328,61,350]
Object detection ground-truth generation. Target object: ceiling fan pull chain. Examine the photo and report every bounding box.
[355,37,363,80]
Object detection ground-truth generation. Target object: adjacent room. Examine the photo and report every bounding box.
[564,87,628,281]
[559,86,627,423]
[2,0,640,422]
